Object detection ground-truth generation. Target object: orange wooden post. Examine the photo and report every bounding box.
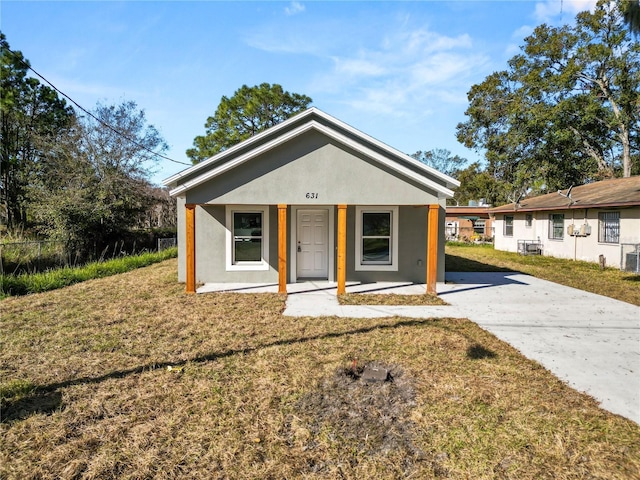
[426,204,439,295]
[337,204,347,295]
[185,204,196,294]
[278,204,288,294]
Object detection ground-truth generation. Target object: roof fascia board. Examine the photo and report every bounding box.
[310,109,460,188]
[169,121,317,196]
[163,107,460,190]
[163,108,319,186]
[170,119,454,198]
[316,122,455,197]
[490,201,640,213]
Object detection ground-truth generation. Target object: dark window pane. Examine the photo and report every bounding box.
[234,212,262,237]
[234,238,262,262]
[504,216,513,236]
[362,238,390,263]
[599,212,620,243]
[363,212,390,236]
[549,214,564,239]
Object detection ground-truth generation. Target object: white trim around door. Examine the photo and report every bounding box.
[291,206,335,282]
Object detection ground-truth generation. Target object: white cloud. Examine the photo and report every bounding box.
[284,1,305,16]
[313,28,488,117]
[245,15,489,119]
[513,25,535,40]
[533,0,597,23]
[332,56,387,77]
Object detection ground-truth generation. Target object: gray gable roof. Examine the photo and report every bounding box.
[163,107,459,198]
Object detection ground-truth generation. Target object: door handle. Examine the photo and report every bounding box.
[297,245,302,253]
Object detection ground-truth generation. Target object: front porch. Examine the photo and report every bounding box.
[184,203,442,296]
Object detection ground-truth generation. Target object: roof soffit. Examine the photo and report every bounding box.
[167,111,457,198]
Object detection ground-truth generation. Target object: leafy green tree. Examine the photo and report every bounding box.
[187,83,312,164]
[449,162,506,206]
[457,1,639,196]
[411,148,467,176]
[620,0,640,33]
[30,101,167,255]
[0,33,73,230]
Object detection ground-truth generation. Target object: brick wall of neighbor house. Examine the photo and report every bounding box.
[493,206,640,268]
[445,217,494,240]
[445,205,494,241]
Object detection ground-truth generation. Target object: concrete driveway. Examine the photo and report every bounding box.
[280,272,640,424]
[440,272,639,425]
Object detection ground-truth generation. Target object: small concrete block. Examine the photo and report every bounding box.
[362,365,388,382]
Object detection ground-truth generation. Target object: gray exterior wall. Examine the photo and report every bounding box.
[177,195,186,282]
[344,205,445,283]
[185,130,442,206]
[178,202,447,284]
[174,125,451,285]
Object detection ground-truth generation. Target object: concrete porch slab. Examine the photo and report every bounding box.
[197,281,436,295]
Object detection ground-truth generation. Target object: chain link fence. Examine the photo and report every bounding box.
[1,234,177,275]
[157,237,177,251]
[0,240,67,275]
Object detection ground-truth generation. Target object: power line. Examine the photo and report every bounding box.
[3,46,192,167]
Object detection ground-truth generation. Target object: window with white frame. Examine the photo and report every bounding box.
[548,214,564,240]
[504,216,514,237]
[226,206,269,270]
[598,212,620,243]
[355,206,398,271]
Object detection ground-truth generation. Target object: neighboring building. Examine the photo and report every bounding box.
[446,202,494,241]
[490,177,640,271]
[163,108,459,294]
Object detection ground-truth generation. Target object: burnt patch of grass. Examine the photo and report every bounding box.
[292,361,419,472]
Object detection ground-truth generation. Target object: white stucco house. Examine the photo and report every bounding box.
[490,177,640,271]
[162,108,460,294]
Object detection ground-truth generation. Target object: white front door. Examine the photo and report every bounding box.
[297,209,329,279]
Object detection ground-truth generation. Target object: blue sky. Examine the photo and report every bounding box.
[2,0,596,184]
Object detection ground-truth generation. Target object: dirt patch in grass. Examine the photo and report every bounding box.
[339,293,448,306]
[290,361,422,475]
[1,258,639,479]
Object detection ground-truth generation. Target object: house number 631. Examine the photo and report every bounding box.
[305,193,319,199]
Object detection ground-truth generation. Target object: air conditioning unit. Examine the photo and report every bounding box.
[622,244,640,273]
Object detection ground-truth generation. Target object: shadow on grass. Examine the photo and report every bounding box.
[4,317,467,423]
[445,254,516,273]
[467,344,497,360]
[622,274,640,282]
[1,391,63,423]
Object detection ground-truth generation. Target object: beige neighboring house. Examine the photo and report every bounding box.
[490,177,640,272]
[163,108,459,294]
